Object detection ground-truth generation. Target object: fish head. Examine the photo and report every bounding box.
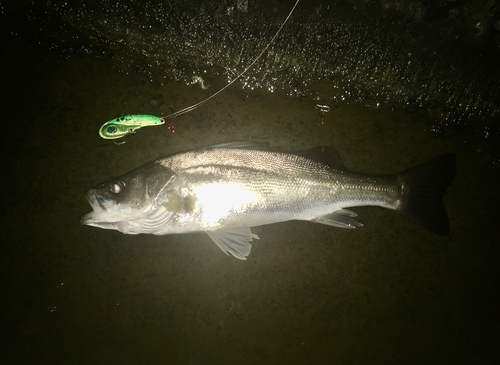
[80,161,179,234]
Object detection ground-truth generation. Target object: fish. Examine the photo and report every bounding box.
[80,142,456,260]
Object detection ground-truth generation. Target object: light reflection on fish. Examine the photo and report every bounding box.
[80,142,455,259]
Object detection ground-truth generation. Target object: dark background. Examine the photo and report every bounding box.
[1,1,499,363]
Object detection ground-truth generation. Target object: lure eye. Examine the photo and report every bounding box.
[107,125,117,134]
[110,181,125,194]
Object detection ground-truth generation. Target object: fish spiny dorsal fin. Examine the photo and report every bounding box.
[209,141,272,151]
[209,142,346,170]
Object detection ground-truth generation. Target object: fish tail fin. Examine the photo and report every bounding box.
[396,153,456,235]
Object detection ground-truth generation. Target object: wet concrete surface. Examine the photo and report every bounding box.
[1,36,499,364]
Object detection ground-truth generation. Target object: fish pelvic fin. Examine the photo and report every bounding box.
[396,153,456,235]
[206,227,259,260]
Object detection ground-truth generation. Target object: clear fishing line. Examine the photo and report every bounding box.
[163,0,300,119]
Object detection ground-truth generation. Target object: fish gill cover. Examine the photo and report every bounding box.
[5,0,500,144]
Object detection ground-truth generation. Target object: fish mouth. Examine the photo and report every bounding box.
[80,189,121,229]
[80,188,169,234]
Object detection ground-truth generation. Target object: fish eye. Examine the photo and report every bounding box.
[107,125,117,134]
[110,181,125,194]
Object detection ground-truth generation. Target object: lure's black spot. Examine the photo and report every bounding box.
[107,126,117,134]
[110,181,125,194]
[120,116,125,121]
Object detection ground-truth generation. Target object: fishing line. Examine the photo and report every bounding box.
[99,0,300,142]
[163,0,300,119]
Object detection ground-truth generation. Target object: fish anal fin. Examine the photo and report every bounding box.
[312,209,363,229]
[206,227,259,260]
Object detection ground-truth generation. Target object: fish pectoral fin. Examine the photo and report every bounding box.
[206,227,259,260]
[312,209,363,229]
[163,189,195,213]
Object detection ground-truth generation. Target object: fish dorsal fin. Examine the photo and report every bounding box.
[206,227,260,260]
[294,146,346,170]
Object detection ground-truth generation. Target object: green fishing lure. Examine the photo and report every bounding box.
[99,114,164,139]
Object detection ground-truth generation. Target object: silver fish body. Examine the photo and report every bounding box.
[81,143,455,259]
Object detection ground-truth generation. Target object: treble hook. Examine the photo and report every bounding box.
[161,117,182,137]
[113,128,135,145]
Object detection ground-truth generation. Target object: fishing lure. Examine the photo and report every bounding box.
[99,114,164,139]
